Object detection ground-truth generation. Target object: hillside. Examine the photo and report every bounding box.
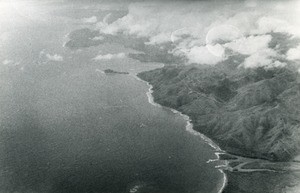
[138,62,300,162]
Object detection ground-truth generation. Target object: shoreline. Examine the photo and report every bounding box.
[133,73,228,193]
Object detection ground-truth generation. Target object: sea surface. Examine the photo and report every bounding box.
[0,2,225,193]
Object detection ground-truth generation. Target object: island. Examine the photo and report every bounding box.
[104,69,129,75]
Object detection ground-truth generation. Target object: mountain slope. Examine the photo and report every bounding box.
[138,63,300,161]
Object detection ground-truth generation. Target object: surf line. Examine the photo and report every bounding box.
[133,73,228,193]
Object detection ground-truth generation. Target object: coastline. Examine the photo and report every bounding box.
[133,73,228,193]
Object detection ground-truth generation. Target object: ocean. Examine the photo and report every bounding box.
[0,2,225,193]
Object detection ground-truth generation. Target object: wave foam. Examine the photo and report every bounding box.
[134,73,228,193]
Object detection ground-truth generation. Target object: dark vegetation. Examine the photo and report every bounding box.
[104,69,129,74]
[138,61,300,162]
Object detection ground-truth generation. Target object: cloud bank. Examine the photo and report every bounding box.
[97,0,300,68]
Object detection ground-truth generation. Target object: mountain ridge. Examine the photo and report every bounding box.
[138,62,300,162]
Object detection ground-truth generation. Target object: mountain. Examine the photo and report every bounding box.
[138,60,300,162]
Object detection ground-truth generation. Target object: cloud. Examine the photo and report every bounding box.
[92,36,105,41]
[251,16,295,35]
[46,54,64,62]
[93,53,126,60]
[39,50,64,62]
[242,48,280,68]
[96,13,112,29]
[2,59,14,65]
[97,1,300,67]
[224,35,272,55]
[82,16,98,23]
[185,45,225,65]
[1,59,21,68]
[146,33,171,45]
[287,45,300,61]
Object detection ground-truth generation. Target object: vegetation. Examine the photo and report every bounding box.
[138,60,300,162]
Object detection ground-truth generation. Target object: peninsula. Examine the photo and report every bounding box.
[104,69,129,75]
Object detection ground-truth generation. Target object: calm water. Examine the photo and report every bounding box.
[0,3,224,193]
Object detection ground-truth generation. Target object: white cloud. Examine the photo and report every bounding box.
[170,28,193,43]
[39,50,64,62]
[99,1,300,67]
[287,45,300,61]
[100,1,300,41]
[186,45,225,65]
[93,53,126,61]
[146,33,171,45]
[251,16,294,35]
[206,25,243,45]
[224,35,272,55]
[2,59,13,65]
[92,36,105,41]
[96,13,112,29]
[1,59,21,67]
[100,2,218,39]
[272,61,287,68]
[242,48,278,68]
[46,54,64,62]
[82,16,97,24]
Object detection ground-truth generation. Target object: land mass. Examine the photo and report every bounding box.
[104,69,129,75]
[138,62,300,162]
[138,61,300,193]
[65,28,102,49]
